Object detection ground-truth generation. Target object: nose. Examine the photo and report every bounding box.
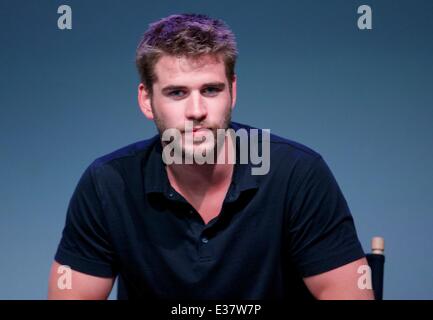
[184,91,207,122]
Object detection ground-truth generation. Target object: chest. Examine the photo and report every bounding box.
[188,191,228,225]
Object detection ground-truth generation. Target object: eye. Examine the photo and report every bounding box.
[202,86,222,97]
[168,90,186,99]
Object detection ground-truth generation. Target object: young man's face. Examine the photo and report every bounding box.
[139,54,237,160]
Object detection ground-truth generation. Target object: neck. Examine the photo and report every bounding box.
[164,134,236,196]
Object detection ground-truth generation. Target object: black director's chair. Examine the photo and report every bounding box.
[366,236,385,300]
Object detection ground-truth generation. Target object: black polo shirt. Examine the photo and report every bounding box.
[54,121,365,299]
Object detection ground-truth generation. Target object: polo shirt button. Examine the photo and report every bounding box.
[201,237,209,244]
[168,192,174,198]
[189,209,194,214]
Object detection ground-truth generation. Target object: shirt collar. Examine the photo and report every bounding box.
[143,121,260,203]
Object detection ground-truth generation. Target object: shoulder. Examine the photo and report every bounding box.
[92,134,159,166]
[231,121,323,171]
[86,134,160,180]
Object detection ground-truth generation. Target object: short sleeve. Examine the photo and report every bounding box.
[287,156,365,278]
[54,164,118,277]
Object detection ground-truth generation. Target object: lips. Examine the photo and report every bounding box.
[193,127,206,132]
[182,127,212,134]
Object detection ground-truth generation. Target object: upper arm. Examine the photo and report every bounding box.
[287,156,366,276]
[303,257,374,300]
[286,156,371,298]
[53,163,118,286]
[48,261,115,300]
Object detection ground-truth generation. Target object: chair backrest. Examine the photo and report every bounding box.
[366,236,385,300]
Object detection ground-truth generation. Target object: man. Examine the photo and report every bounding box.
[48,13,374,300]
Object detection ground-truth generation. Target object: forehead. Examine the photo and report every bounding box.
[153,54,227,86]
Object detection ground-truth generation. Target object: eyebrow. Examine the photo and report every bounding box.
[161,82,226,94]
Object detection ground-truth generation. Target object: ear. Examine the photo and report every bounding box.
[138,83,154,120]
[230,74,237,110]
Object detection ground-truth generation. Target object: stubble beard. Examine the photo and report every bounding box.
[152,102,232,164]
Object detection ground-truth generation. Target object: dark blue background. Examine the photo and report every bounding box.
[1,0,432,299]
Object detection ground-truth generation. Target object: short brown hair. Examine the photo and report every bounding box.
[135,13,238,95]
